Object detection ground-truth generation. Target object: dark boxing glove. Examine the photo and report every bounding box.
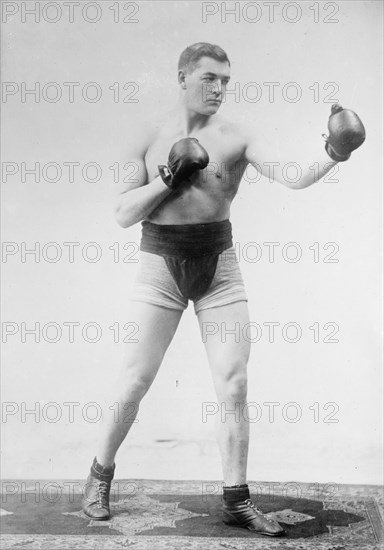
[323,103,366,162]
[158,137,209,189]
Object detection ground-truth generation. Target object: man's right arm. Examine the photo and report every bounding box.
[114,127,172,228]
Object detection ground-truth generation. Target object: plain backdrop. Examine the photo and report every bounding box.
[1,0,383,485]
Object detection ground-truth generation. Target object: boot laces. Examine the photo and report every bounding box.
[245,498,275,524]
[96,480,109,509]
[244,498,262,514]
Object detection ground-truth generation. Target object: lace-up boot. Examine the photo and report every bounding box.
[82,457,115,520]
[222,484,285,536]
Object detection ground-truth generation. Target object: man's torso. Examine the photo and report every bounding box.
[144,115,249,224]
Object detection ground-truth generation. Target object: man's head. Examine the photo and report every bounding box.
[177,43,231,115]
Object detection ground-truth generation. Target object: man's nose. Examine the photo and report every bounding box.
[213,81,222,96]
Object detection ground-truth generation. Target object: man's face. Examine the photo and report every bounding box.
[182,56,231,115]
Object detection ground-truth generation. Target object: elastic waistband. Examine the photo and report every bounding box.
[140,219,233,258]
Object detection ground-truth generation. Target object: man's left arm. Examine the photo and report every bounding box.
[244,104,366,190]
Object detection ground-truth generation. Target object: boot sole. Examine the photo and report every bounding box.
[82,510,110,521]
[223,519,285,537]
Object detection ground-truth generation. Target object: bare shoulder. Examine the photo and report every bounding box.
[213,115,253,143]
[225,117,271,151]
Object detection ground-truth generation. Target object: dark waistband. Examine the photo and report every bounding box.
[140,219,233,258]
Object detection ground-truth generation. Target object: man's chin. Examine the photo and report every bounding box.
[202,102,221,114]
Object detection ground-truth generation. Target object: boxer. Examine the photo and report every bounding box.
[82,43,365,536]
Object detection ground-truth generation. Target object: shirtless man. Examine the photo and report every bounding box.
[82,43,365,537]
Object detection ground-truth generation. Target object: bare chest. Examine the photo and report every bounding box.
[144,126,247,192]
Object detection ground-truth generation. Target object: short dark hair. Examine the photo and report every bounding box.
[178,43,230,74]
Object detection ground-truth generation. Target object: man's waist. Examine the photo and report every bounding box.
[140,219,233,258]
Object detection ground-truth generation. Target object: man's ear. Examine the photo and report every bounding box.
[178,69,187,89]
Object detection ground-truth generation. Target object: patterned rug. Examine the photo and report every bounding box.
[1,479,383,549]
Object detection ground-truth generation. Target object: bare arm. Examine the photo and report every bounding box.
[243,125,338,190]
[115,170,172,228]
[114,127,172,228]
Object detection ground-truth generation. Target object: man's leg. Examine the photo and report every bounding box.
[97,301,183,466]
[197,301,284,536]
[83,300,183,519]
[197,300,250,486]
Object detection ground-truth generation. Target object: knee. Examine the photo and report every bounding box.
[217,364,248,402]
[226,374,248,402]
[118,359,157,398]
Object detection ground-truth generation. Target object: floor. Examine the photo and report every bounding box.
[1,479,383,549]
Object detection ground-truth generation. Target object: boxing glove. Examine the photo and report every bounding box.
[158,137,209,189]
[323,104,366,162]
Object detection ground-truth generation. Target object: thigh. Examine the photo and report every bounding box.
[197,300,251,385]
[120,300,183,383]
